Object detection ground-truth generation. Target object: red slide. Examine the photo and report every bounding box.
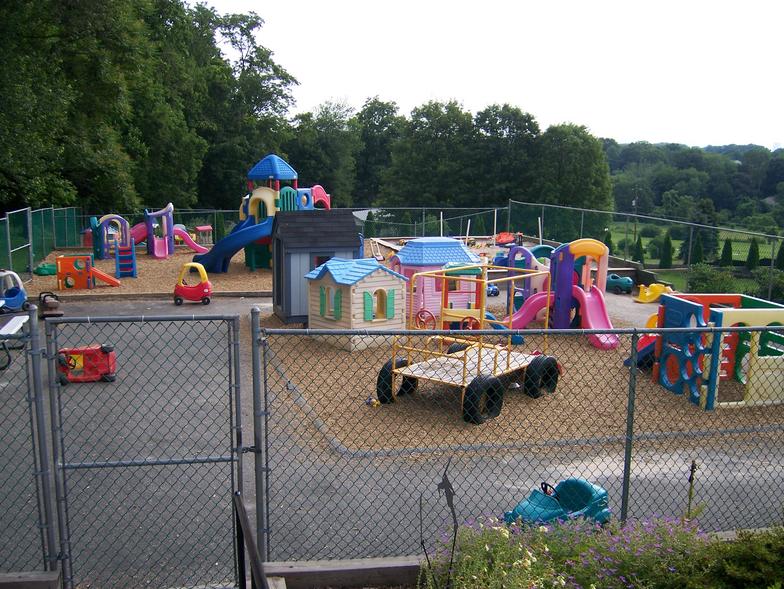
[92,268,120,287]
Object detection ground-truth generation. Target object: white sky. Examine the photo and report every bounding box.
[204,0,783,149]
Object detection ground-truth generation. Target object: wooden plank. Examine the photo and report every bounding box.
[264,556,420,589]
[266,578,287,589]
[397,349,535,386]
[0,571,61,589]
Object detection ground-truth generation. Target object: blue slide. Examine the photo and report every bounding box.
[193,216,274,273]
[485,311,524,345]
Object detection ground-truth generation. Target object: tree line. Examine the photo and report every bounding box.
[2,0,782,232]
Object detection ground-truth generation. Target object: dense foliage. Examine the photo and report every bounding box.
[2,0,783,229]
[420,517,784,589]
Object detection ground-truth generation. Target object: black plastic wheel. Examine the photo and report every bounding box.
[100,344,114,354]
[523,355,559,399]
[462,375,504,425]
[174,296,183,306]
[101,373,117,383]
[612,286,622,295]
[376,358,418,404]
[202,297,210,305]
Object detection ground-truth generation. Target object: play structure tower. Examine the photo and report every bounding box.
[194,154,332,273]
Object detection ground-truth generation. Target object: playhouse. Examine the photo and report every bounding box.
[388,237,481,320]
[305,258,407,350]
[272,210,362,324]
[640,292,784,410]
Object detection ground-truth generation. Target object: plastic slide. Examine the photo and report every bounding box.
[173,228,208,254]
[509,291,552,329]
[130,222,147,245]
[92,268,120,287]
[193,217,274,273]
[571,285,619,350]
[634,283,673,304]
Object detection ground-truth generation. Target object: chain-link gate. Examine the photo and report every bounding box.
[0,308,56,573]
[254,320,784,562]
[45,315,244,589]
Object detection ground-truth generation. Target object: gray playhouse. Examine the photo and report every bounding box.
[272,210,362,324]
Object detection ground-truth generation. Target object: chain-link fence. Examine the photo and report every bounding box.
[44,315,244,589]
[359,207,506,239]
[0,309,55,573]
[255,324,784,561]
[508,200,783,299]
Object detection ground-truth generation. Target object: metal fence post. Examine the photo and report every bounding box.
[687,226,694,268]
[768,239,778,301]
[45,321,73,589]
[620,331,639,523]
[579,211,585,238]
[506,200,511,232]
[251,308,268,561]
[28,307,58,570]
[26,208,34,276]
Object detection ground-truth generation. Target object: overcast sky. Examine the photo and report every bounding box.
[204,0,783,149]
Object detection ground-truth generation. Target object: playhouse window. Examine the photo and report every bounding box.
[403,269,417,292]
[364,289,395,321]
[319,285,343,320]
[434,278,459,292]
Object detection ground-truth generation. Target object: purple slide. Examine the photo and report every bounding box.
[571,285,619,350]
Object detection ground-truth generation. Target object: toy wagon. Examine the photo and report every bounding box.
[375,263,560,424]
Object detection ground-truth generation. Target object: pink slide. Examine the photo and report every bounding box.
[509,291,552,329]
[130,222,147,244]
[173,228,208,254]
[571,285,619,350]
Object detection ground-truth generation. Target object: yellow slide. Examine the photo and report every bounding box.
[634,283,673,303]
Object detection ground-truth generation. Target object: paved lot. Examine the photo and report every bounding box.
[4,295,781,584]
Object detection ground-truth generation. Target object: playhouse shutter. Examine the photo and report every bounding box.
[334,289,342,320]
[363,292,373,321]
[386,289,395,319]
[319,286,326,316]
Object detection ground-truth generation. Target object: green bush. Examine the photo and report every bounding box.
[776,243,784,271]
[639,224,661,238]
[420,518,784,589]
[687,263,735,293]
[692,232,704,264]
[603,231,614,255]
[633,235,645,265]
[363,210,376,238]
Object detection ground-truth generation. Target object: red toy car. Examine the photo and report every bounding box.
[57,344,117,383]
[174,262,212,305]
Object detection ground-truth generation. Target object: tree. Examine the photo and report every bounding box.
[659,232,673,269]
[746,238,760,270]
[720,239,734,267]
[691,232,704,264]
[283,101,360,206]
[603,231,614,255]
[775,242,784,271]
[363,210,376,238]
[633,236,645,265]
[352,97,404,206]
[471,214,487,236]
[381,100,476,208]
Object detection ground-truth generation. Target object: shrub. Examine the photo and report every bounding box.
[776,243,784,271]
[633,236,645,265]
[691,232,704,264]
[660,233,673,269]
[668,224,689,240]
[746,237,760,270]
[687,263,735,293]
[603,231,614,255]
[363,210,376,238]
[639,224,661,238]
[719,238,733,267]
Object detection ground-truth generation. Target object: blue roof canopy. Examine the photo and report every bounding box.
[394,237,481,266]
[305,258,407,285]
[247,154,298,181]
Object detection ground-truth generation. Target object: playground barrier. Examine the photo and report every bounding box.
[3,319,784,586]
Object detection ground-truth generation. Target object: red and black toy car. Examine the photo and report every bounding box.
[57,344,117,384]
